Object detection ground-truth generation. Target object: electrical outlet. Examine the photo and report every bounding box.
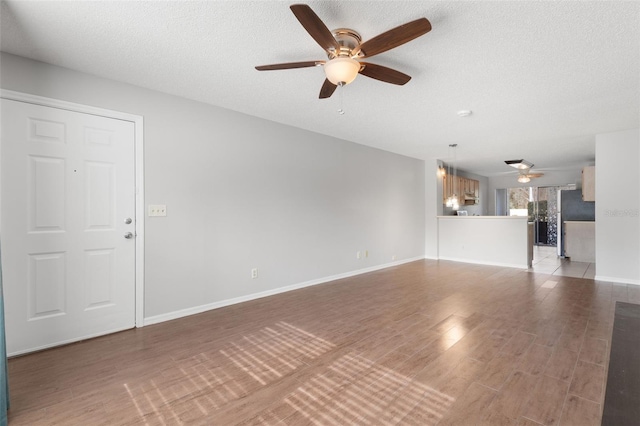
[251,268,258,279]
[392,255,397,261]
[148,204,167,217]
[356,251,361,259]
[365,250,369,258]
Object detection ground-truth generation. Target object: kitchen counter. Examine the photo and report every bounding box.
[564,221,595,262]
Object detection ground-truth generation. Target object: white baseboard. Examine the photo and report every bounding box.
[594,275,640,285]
[437,256,528,270]
[143,256,424,326]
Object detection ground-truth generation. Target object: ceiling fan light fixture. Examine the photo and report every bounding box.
[505,159,534,170]
[324,57,360,85]
[517,175,531,183]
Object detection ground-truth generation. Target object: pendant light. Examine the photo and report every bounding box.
[445,147,453,207]
[450,144,459,210]
[445,144,459,210]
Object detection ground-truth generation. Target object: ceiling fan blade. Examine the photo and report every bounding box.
[355,18,432,58]
[527,173,544,178]
[359,62,411,85]
[319,79,337,99]
[290,4,340,53]
[255,61,324,71]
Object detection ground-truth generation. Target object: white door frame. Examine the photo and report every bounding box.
[1,89,145,328]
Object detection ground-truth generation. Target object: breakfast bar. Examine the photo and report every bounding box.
[437,216,534,269]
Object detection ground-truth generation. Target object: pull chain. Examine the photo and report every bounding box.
[337,82,345,115]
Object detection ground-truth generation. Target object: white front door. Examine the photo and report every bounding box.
[1,98,136,355]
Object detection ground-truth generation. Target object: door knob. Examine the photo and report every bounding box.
[124,232,134,239]
[124,217,132,224]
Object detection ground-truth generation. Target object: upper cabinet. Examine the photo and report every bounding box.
[582,166,595,202]
[443,175,480,205]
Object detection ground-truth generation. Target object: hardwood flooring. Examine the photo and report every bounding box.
[8,259,636,425]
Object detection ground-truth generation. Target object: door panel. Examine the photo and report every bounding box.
[1,99,136,355]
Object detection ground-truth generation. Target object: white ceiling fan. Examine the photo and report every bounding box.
[504,159,544,183]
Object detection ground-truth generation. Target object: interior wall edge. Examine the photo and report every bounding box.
[593,276,640,286]
[436,257,528,270]
[143,256,425,326]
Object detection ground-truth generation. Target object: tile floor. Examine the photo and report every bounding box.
[530,245,596,279]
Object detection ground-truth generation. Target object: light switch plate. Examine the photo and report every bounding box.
[148,204,167,217]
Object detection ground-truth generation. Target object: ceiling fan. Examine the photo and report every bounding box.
[255,4,432,99]
[504,159,544,183]
[516,170,544,183]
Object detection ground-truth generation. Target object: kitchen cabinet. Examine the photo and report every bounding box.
[582,166,595,201]
[443,175,479,205]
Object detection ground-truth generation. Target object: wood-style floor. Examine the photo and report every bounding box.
[8,259,637,425]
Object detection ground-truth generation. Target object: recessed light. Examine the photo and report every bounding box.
[457,110,472,117]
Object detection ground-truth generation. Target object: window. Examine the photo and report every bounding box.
[508,187,531,217]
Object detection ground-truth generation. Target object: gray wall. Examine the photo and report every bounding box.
[561,190,595,222]
[0,53,426,319]
[425,159,440,259]
[495,189,507,216]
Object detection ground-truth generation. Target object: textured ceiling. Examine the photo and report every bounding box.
[1,1,639,176]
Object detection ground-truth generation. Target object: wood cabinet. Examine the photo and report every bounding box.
[582,166,595,201]
[443,175,479,205]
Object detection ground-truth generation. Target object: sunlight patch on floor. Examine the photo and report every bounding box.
[122,320,454,424]
[282,352,455,424]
